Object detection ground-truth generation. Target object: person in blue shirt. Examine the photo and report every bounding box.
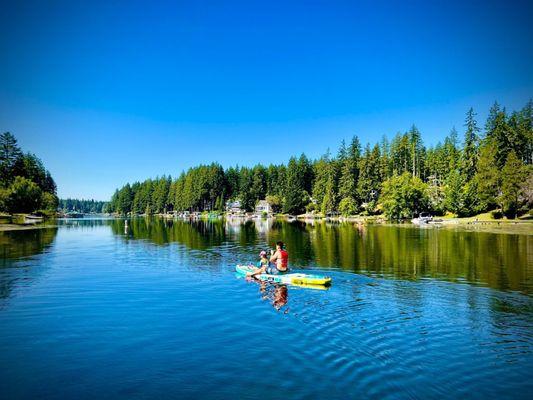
[256,250,269,268]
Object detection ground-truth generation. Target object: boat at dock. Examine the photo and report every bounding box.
[411,212,433,225]
[24,215,44,224]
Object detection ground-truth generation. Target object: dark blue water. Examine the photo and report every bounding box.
[0,218,532,399]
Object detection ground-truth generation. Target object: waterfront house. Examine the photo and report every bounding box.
[226,200,242,214]
[255,200,271,215]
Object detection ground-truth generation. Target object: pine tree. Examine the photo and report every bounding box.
[118,184,133,215]
[500,151,527,218]
[321,160,339,215]
[461,108,480,180]
[0,132,23,186]
[489,109,513,167]
[444,170,466,216]
[409,125,423,177]
[474,142,500,212]
[338,135,361,205]
[311,150,331,208]
[283,157,306,214]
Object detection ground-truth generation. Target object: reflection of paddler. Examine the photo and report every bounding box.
[273,285,288,311]
[257,281,288,311]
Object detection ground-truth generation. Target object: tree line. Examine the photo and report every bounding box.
[107,101,532,219]
[0,132,58,214]
[59,198,108,214]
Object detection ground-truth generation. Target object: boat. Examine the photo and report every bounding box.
[235,265,332,286]
[24,215,44,224]
[411,212,433,225]
[25,215,43,220]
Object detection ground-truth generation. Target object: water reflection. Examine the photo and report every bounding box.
[244,278,289,312]
[108,218,531,294]
[0,218,531,398]
[0,227,58,262]
[0,227,58,300]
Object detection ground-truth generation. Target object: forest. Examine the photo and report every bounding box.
[0,132,58,214]
[106,101,532,219]
[58,198,108,214]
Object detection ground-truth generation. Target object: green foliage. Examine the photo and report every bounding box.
[4,176,42,213]
[41,192,59,211]
[0,132,57,214]
[444,170,466,216]
[381,173,429,220]
[499,151,527,218]
[0,132,22,186]
[283,157,308,214]
[338,136,361,204]
[474,142,500,212]
[357,144,381,204]
[338,197,358,216]
[320,158,339,215]
[104,101,533,220]
[520,172,533,210]
[265,194,282,213]
[491,210,503,219]
[461,107,480,180]
[0,188,8,211]
[59,198,107,213]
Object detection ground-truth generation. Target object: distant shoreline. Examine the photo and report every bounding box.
[1,214,531,234]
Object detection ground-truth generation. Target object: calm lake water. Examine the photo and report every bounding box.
[1,218,532,399]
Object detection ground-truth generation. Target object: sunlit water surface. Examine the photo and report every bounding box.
[0,218,532,399]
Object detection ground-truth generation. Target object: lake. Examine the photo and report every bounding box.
[0,218,532,399]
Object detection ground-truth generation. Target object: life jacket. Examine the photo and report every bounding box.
[278,249,288,269]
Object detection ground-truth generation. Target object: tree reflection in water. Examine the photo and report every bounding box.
[109,218,531,294]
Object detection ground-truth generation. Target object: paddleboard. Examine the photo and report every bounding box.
[235,265,332,286]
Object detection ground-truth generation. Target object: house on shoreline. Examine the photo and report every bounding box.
[226,200,245,217]
[254,200,272,216]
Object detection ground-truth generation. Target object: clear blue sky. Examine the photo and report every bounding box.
[1,0,531,200]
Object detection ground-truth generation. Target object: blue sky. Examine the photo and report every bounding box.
[1,0,532,200]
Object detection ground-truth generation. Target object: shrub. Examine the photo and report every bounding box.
[5,176,42,213]
[381,173,429,220]
[491,210,503,219]
[338,197,358,217]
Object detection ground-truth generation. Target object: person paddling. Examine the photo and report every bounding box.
[268,241,289,273]
[247,241,289,277]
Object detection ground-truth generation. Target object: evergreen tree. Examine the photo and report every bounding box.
[321,160,339,215]
[488,108,513,167]
[311,151,331,210]
[499,151,527,218]
[357,144,381,209]
[474,142,500,212]
[283,157,307,214]
[297,154,314,196]
[0,132,22,186]
[239,167,254,211]
[251,165,267,203]
[408,124,423,177]
[461,107,480,180]
[118,184,133,215]
[338,135,361,206]
[444,170,466,216]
